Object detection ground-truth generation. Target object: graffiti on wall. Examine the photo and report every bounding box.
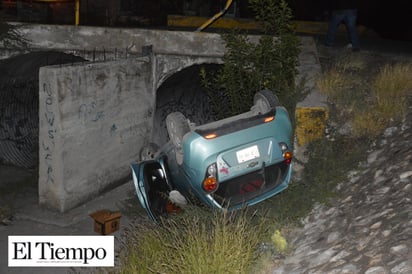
[78,101,105,122]
[41,82,56,184]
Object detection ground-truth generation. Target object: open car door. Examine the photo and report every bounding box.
[130,161,171,222]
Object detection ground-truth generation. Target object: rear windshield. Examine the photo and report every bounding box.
[195,109,276,138]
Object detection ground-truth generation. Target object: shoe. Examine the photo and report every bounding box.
[352,47,360,52]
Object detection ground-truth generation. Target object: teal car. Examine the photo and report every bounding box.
[131,90,293,222]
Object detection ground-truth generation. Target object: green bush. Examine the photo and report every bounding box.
[202,0,301,119]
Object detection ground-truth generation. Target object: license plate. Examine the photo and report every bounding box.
[236,145,260,163]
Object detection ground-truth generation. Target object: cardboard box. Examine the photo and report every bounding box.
[90,210,122,235]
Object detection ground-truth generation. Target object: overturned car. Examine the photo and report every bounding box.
[131,90,293,222]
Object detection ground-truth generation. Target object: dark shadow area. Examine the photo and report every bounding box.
[152,63,222,146]
[0,51,85,168]
[2,0,412,41]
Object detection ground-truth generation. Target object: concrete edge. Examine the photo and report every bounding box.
[14,181,135,228]
[293,37,329,178]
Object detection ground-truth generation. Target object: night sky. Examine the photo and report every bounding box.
[1,0,411,41]
[281,0,412,41]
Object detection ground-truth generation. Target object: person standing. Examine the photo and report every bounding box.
[325,0,360,51]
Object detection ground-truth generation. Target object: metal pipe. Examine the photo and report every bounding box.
[195,0,233,32]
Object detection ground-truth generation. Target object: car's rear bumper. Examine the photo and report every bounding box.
[206,161,292,210]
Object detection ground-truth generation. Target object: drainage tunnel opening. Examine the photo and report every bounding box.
[0,51,85,169]
[152,63,222,147]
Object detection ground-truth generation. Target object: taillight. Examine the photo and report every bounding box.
[202,163,219,192]
[203,177,218,192]
[279,142,292,165]
[204,133,217,139]
[283,151,293,164]
[264,116,275,123]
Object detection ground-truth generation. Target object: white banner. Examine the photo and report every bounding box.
[8,236,114,267]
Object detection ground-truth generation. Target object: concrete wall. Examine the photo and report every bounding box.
[39,57,155,212]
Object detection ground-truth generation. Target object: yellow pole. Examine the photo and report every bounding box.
[196,0,233,32]
[75,0,80,25]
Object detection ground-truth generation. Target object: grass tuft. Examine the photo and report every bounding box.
[352,63,412,137]
[317,53,412,139]
[351,106,389,137]
[317,68,351,97]
[119,206,266,274]
[374,64,412,115]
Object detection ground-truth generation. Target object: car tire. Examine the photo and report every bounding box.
[253,89,280,114]
[166,112,190,151]
[140,143,159,161]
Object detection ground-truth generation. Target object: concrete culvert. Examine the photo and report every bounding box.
[0,51,85,168]
[152,64,222,147]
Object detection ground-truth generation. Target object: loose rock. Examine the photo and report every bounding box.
[273,101,412,273]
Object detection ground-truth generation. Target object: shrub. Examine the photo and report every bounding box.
[202,0,301,119]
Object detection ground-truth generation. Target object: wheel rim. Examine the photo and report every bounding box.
[168,120,182,148]
[255,98,271,113]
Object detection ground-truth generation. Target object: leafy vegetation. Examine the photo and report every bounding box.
[201,0,301,119]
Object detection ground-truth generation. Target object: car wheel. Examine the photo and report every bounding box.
[140,143,159,161]
[253,89,280,114]
[166,112,190,151]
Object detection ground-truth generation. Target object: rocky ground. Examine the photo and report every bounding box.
[272,43,412,274]
[274,111,412,273]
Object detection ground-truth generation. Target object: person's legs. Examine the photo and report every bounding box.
[343,9,360,50]
[326,12,344,46]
